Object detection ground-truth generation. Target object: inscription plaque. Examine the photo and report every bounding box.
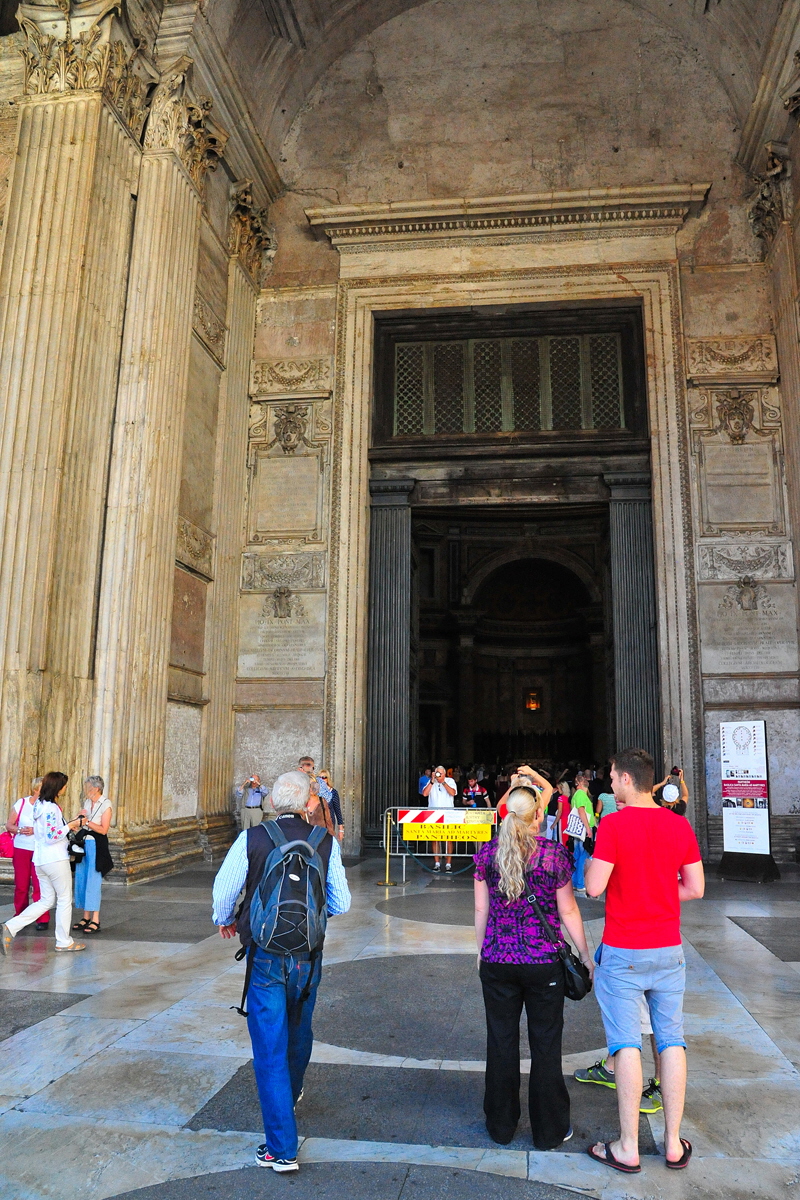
[238,592,326,678]
[699,583,798,674]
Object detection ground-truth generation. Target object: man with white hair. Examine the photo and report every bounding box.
[212,769,351,1174]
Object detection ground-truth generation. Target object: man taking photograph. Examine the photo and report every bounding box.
[584,748,704,1175]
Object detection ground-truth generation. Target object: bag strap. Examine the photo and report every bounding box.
[259,819,287,848]
[232,942,256,1018]
[525,891,564,953]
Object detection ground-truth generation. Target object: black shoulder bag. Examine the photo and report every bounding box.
[526,891,592,1002]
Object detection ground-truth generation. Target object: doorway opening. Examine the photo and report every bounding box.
[364,300,660,841]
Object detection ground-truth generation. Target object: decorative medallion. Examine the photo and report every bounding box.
[176,515,214,579]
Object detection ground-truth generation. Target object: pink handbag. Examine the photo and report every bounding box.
[0,831,14,858]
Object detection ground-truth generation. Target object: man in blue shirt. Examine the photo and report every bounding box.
[418,767,432,795]
[213,770,351,1174]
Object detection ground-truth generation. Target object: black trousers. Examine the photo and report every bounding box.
[479,959,571,1150]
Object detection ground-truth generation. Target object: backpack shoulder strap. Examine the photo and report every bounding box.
[306,825,327,850]
[259,820,287,848]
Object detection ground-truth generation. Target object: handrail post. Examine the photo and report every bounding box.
[376,808,397,886]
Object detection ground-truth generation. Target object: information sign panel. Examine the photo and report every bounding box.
[720,720,770,855]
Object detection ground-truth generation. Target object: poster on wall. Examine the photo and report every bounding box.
[720,720,770,855]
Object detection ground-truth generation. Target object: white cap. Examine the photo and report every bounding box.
[662,783,680,804]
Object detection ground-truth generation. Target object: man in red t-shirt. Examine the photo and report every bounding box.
[584,748,704,1176]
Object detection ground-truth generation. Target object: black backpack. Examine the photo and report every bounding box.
[233,822,329,1018]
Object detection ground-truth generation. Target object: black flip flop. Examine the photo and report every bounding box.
[666,1138,692,1169]
[586,1143,641,1174]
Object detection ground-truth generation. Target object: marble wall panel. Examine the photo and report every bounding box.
[238,591,326,678]
[254,287,337,360]
[679,266,772,339]
[234,708,324,787]
[181,339,223,532]
[248,450,321,539]
[704,708,800,816]
[698,581,799,675]
[163,701,202,821]
[170,567,207,676]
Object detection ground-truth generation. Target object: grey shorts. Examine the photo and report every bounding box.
[594,943,686,1056]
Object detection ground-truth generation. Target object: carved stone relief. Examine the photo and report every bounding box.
[747,142,792,245]
[241,551,326,591]
[229,179,276,286]
[690,386,785,535]
[238,591,326,678]
[192,291,227,364]
[684,335,778,385]
[246,399,330,544]
[19,3,157,140]
[176,515,214,579]
[142,54,227,194]
[698,582,799,674]
[697,543,792,581]
[250,357,332,397]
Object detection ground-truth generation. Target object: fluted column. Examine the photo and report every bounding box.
[456,612,478,765]
[0,5,151,808]
[364,479,414,836]
[198,182,270,854]
[91,60,226,841]
[606,473,662,762]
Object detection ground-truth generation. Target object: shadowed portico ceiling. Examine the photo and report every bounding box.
[207,0,784,158]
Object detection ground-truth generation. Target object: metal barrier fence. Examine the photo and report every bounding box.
[377,806,498,886]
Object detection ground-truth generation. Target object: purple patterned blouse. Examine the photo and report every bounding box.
[473,838,573,964]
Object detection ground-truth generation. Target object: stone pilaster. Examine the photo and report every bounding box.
[606,472,662,764]
[456,612,478,765]
[364,479,414,837]
[197,181,268,857]
[0,2,152,808]
[90,59,227,870]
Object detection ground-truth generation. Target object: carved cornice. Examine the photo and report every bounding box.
[228,178,276,285]
[250,357,332,398]
[685,335,778,385]
[305,184,711,246]
[18,0,157,140]
[176,515,214,579]
[143,54,227,193]
[192,290,226,364]
[737,0,800,173]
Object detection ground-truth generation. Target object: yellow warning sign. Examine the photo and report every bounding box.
[401,824,493,842]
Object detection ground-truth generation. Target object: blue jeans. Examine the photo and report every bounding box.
[593,943,686,1056]
[73,837,103,912]
[247,947,322,1160]
[571,838,591,890]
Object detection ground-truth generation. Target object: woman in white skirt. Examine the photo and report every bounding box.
[1,771,86,954]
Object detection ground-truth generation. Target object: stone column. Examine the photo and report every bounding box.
[364,479,414,836]
[606,473,662,763]
[456,612,478,765]
[91,58,227,866]
[0,4,152,806]
[198,181,272,855]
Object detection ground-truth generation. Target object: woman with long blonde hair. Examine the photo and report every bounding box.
[474,766,593,1149]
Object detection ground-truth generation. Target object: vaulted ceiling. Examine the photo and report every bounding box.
[206,0,784,159]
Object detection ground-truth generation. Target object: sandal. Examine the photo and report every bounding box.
[586,1143,641,1174]
[83,922,101,934]
[666,1138,692,1169]
[72,918,89,931]
[55,942,86,952]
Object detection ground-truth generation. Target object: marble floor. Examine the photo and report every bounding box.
[0,855,799,1199]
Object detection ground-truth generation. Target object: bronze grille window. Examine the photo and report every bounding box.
[393,334,624,436]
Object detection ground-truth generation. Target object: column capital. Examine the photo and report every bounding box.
[604,471,651,501]
[369,478,415,506]
[229,179,276,286]
[19,0,157,141]
[143,54,228,195]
